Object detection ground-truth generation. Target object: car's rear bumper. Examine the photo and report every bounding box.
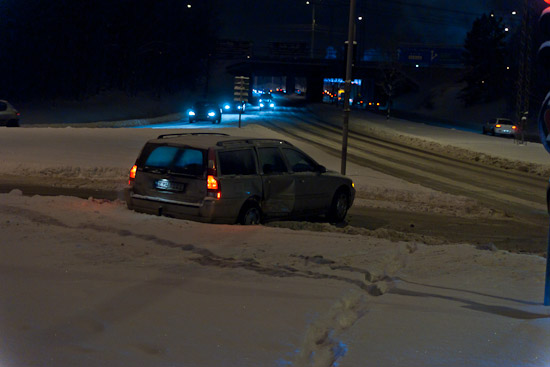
[494,127,515,135]
[125,188,239,224]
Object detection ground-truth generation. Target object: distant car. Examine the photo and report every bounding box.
[221,101,246,114]
[189,102,222,124]
[482,118,517,136]
[125,133,355,224]
[259,93,275,110]
[0,100,20,127]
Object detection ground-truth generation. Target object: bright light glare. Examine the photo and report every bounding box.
[269,103,275,108]
[224,104,230,109]
[260,103,265,107]
[187,4,192,8]
[208,112,216,117]
[188,111,195,116]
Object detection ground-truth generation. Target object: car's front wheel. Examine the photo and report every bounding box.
[328,189,349,223]
[238,201,262,225]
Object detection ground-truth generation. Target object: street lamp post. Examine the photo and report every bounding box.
[306,1,316,58]
[341,0,357,175]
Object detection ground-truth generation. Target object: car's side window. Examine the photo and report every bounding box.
[282,148,317,173]
[219,149,257,176]
[258,147,288,174]
[0,102,7,111]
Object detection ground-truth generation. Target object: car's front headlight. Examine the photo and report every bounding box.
[208,111,216,117]
[189,111,196,116]
[260,103,265,108]
[269,103,275,108]
[224,104,230,110]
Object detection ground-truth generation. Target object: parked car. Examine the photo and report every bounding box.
[188,101,222,124]
[258,93,275,110]
[0,100,20,127]
[482,118,517,136]
[222,101,246,114]
[125,133,355,224]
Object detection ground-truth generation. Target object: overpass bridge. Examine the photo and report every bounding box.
[225,57,406,103]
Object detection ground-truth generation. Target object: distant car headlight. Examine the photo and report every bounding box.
[259,99,263,103]
[189,111,196,116]
[224,104,230,110]
[237,105,242,110]
[269,103,275,108]
[208,111,216,117]
[260,103,265,108]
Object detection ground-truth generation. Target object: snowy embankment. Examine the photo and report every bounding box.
[1,116,550,366]
[311,104,550,177]
[1,189,549,367]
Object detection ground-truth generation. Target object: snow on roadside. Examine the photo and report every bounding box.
[311,104,550,176]
[1,190,549,367]
[0,124,504,220]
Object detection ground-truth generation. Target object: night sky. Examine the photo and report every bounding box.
[217,0,519,53]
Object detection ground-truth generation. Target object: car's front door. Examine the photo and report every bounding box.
[282,147,330,213]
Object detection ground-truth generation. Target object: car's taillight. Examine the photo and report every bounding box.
[512,125,517,130]
[128,165,137,185]
[207,148,221,199]
[207,175,218,190]
[495,124,501,128]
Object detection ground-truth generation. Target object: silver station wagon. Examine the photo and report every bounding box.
[125,133,355,224]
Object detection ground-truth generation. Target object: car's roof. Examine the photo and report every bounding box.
[147,133,293,150]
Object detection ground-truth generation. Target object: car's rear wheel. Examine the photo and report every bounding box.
[328,189,349,223]
[239,201,262,225]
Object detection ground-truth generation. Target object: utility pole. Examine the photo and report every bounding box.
[311,3,316,58]
[515,0,532,144]
[341,0,356,175]
[306,1,317,58]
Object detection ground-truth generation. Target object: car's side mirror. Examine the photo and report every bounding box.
[317,165,327,173]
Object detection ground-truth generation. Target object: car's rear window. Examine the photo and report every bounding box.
[140,144,206,177]
[218,149,257,176]
[0,102,6,111]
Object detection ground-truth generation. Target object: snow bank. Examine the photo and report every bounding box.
[1,191,549,367]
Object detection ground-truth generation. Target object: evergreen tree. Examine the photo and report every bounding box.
[460,13,509,105]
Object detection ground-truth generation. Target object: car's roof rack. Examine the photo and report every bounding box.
[157,133,229,139]
[216,139,293,147]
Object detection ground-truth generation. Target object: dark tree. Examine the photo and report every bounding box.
[460,13,509,105]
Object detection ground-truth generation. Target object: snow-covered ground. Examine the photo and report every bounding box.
[1,112,550,366]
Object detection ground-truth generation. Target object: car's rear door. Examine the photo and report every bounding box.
[257,147,295,216]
